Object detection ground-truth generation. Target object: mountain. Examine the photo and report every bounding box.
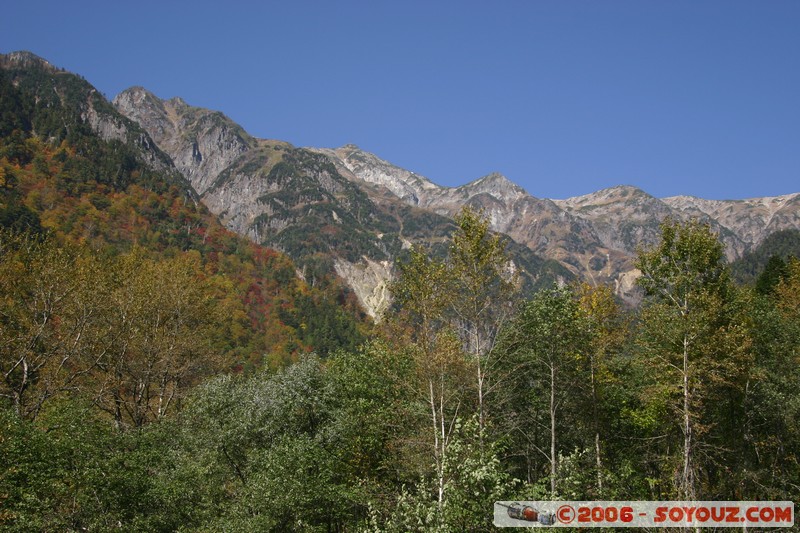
[729,228,800,286]
[317,144,800,300]
[110,84,799,311]
[314,145,618,284]
[662,193,800,247]
[0,51,367,365]
[114,88,570,317]
[0,53,182,178]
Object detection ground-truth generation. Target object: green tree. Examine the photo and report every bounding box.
[380,417,516,533]
[0,231,109,419]
[494,286,589,495]
[449,206,517,439]
[635,218,750,500]
[575,282,627,496]
[152,355,365,532]
[0,401,167,532]
[390,251,473,520]
[390,246,454,361]
[740,257,800,500]
[755,255,790,295]
[326,342,415,493]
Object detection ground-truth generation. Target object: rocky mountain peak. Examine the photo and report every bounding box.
[118,85,154,99]
[555,185,651,209]
[114,88,252,195]
[310,144,440,206]
[0,51,57,72]
[459,172,528,204]
[167,96,188,107]
[114,87,166,118]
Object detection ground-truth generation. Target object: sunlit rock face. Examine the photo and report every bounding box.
[116,89,800,311]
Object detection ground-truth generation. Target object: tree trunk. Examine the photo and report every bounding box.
[550,362,557,496]
[682,333,695,501]
[477,361,485,449]
[429,379,444,510]
[591,362,603,494]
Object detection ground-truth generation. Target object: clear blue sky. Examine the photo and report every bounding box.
[2,1,798,200]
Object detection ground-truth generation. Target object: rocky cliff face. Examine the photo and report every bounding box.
[114,90,571,317]
[316,145,634,295]
[114,88,253,195]
[312,145,440,206]
[554,186,749,262]
[317,145,800,302]
[114,88,800,311]
[662,193,800,248]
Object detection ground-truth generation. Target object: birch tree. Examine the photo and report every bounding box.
[576,282,626,496]
[636,218,749,500]
[495,286,589,495]
[449,206,517,440]
[391,247,471,519]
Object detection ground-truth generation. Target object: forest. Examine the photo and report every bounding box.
[1,59,799,531]
[2,205,799,531]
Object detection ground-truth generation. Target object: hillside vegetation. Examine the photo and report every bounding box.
[1,53,799,531]
[0,55,366,372]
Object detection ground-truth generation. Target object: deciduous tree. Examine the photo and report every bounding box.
[449,206,517,439]
[635,218,750,500]
[495,286,589,495]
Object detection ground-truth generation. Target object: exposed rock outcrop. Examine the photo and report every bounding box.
[114,88,800,311]
[114,88,253,195]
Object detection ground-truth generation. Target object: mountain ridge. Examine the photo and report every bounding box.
[113,86,573,316]
[315,143,800,286]
[5,49,797,315]
[0,42,763,312]
[110,83,800,309]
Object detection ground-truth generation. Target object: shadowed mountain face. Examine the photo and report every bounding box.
[113,87,799,310]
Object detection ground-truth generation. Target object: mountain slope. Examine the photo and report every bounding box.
[0,51,367,364]
[113,87,254,195]
[0,52,180,181]
[318,144,799,300]
[316,145,641,294]
[663,193,800,247]
[115,88,570,316]
[729,228,800,285]
[111,80,799,309]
